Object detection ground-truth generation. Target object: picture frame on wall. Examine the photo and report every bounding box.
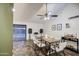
[57,24,62,30]
[66,23,70,28]
[51,25,56,31]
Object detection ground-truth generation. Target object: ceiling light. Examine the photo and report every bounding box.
[44,17,47,20]
[44,17,50,20]
[48,11,52,15]
[12,8,15,12]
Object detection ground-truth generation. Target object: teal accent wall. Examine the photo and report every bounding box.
[0,4,13,56]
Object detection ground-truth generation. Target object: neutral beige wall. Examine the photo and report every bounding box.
[0,4,13,56]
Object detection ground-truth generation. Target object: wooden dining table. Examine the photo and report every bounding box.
[42,37,60,55]
[42,37,59,43]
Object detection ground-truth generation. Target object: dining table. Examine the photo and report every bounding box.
[42,37,60,55]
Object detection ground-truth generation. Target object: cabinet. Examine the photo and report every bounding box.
[62,36,79,53]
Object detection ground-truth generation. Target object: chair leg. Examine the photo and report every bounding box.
[63,50,65,56]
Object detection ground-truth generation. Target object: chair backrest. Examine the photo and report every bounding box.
[56,42,67,52]
[37,42,45,47]
[60,42,67,48]
[33,39,45,47]
[33,39,40,44]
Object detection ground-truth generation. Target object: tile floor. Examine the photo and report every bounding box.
[12,40,79,56]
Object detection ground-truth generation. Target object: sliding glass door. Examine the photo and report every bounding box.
[13,24,26,41]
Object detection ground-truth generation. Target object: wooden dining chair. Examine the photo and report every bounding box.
[50,42,67,56]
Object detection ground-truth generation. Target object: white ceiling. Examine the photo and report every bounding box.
[14,3,43,22]
[13,3,68,23]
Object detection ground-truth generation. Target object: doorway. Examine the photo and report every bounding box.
[13,24,26,41]
[13,24,26,55]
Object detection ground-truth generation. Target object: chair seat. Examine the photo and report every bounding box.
[51,42,67,52]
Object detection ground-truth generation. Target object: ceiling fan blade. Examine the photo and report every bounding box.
[37,15,43,16]
[51,15,58,17]
[40,16,44,20]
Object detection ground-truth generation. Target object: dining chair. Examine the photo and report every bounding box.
[33,39,46,50]
[51,42,67,56]
[33,39,46,55]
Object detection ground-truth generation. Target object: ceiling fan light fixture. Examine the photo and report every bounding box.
[44,16,50,20]
[37,3,58,20]
[44,17,47,20]
[48,11,52,15]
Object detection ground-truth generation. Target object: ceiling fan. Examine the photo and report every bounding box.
[37,3,58,20]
